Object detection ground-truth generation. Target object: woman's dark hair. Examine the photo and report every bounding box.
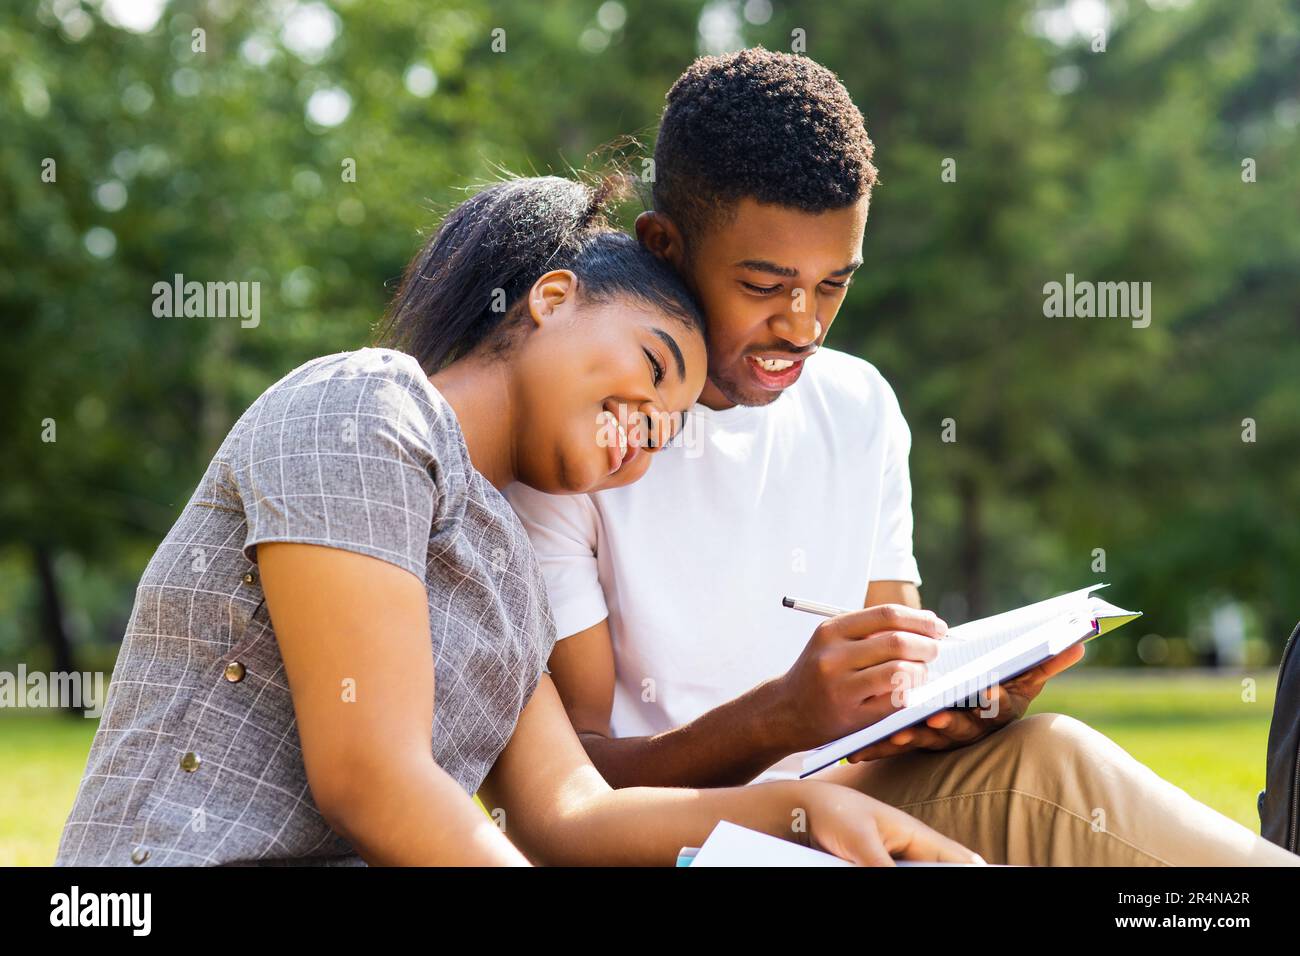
[378,174,705,373]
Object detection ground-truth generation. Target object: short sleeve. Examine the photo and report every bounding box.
[502,483,608,639]
[233,355,442,582]
[870,374,922,586]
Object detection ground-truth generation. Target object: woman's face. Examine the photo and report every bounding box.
[510,270,707,494]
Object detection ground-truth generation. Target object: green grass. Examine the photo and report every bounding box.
[0,669,1279,865]
[1,710,99,866]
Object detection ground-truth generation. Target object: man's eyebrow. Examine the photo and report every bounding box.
[651,327,687,382]
[735,258,797,277]
[735,258,864,278]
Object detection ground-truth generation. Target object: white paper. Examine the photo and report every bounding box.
[687,821,854,867]
[800,585,1139,776]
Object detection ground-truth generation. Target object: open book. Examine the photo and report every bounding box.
[677,820,998,866]
[799,584,1141,777]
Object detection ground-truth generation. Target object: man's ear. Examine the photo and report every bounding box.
[635,211,686,270]
[526,269,577,328]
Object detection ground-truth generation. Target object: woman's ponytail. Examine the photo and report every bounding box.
[378,175,702,373]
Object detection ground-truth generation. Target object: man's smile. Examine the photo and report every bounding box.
[744,349,816,390]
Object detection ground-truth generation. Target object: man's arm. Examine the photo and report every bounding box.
[548,603,947,789]
[866,579,922,611]
[550,619,804,788]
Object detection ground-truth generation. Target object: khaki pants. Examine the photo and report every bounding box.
[818,712,1300,866]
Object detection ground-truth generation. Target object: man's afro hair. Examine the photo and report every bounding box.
[652,47,877,241]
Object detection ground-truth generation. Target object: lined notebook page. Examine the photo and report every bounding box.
[928,586,1099,680]
[800,586,1138,776]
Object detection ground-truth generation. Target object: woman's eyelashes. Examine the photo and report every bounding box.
[643,347,665,386]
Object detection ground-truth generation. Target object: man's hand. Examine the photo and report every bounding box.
[844,642,1086,763]
[772,604,949,753]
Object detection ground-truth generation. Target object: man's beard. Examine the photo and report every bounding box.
[709,359,787,408]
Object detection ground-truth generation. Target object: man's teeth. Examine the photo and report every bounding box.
[753,357,795,372]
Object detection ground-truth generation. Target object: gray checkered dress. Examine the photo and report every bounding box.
[55,348,555,866]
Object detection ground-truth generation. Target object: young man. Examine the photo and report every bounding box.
[504,48,1298,865]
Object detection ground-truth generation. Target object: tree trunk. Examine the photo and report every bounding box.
[33,544,80,716]
[958,474,983,619]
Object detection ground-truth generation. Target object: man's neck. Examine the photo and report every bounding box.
[697,378,737,411]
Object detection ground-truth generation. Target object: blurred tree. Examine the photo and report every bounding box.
[1,0,1297,674]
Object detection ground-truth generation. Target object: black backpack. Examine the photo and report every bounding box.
[1260,621,1300,851]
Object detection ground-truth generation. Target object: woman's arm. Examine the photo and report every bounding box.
[258,541,527,865]
[478,671,983,866]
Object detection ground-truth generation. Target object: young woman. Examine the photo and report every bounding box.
[55,175,981,866]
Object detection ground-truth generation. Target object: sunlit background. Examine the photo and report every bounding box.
[3,0,1298,862]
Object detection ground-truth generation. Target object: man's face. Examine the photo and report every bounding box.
[676,196,869,409]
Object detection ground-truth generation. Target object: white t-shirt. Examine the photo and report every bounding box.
[504,347,920,779]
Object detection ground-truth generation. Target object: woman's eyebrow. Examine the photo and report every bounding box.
[651,327,687,382]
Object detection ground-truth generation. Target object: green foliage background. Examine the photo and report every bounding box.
[2,0,1298,670]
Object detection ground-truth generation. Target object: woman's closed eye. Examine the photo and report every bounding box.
[644,347,666,386]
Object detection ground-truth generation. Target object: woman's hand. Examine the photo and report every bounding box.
[796,780,985,866]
